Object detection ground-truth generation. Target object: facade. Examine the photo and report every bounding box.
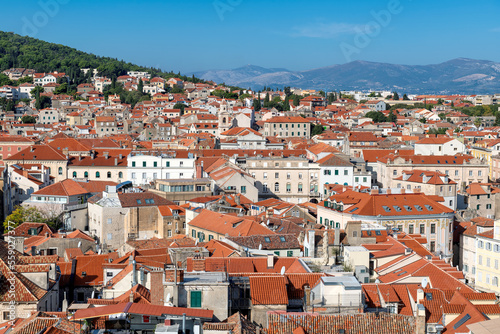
[263,116,311,139]
[246,156,320,204]
[127,151,196,186]
[149,178,212,204]
[414,138,466,155]
[475,222,500,296]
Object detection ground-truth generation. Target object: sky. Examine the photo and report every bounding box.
[1,0,500,73]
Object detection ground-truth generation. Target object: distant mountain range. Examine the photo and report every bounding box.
[191,58,500,94]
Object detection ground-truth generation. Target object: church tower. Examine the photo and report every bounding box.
[218,99,232,136]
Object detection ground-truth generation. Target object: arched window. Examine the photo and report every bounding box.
[274,182,279,192]
[72,172,77,178]
[84,171,88,178]
[107,172,111,178]
[96,171,100,178]
[222,117,227,124]
[58,167,63,175]
[118,172,123,178]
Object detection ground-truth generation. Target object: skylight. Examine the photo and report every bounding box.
[414,205,423,211]
[453,314,471,330]
[425,293,433,300]
[349,207,358,213]
[279,236,286,242]
[136,199,142,204]
[382,206,391,212]
[397,271,407,276]
[404,205,413,211]
[375,230,382,236]
[264,237,271,243]
[424,205,433,211]
[393,206,402,212]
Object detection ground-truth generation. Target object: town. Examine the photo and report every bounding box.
[1,58,500,334]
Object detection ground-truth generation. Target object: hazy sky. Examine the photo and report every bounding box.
[2,0,500,73]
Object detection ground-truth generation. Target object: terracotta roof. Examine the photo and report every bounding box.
[189,210,274,237]
[249,276,288,305]
[5,145,66,161]
[33,179,117,197]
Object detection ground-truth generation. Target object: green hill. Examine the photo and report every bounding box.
[0,31,200,85]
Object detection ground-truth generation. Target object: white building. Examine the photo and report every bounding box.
[414,138,466,156]
[127,151,196,186]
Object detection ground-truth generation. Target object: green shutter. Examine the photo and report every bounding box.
[191,291,202,308]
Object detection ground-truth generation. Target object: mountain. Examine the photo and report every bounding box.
[192,58,500,93]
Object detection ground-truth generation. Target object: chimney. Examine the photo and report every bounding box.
[30,146,35,152]
[401,188,405,194]
[114,158,118,166]
[386,189,391,195]
[370,188,379,195]
[416,304,426,334]
[267,254,274,269]
[235,194,241,206]
[78,154,82,161]
[119,154,123,159]
[23,170,29,178]
[104,152,109,159]
[129,292,134,302]
[304,285,311,308]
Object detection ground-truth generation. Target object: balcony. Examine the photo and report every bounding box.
[64,203,88,212]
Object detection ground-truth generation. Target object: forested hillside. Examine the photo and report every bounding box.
[0,31,202,84]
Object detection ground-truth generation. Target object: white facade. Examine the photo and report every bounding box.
[414,139,466,156]
[127,153,195,186]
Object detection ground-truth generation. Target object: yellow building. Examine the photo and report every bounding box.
[475,220,500,295]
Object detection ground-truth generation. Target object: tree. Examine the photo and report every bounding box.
[474,118,482,128]
[387,111,397,123]
[283,95,290,111]
[419,118,427,124]
[392,92,399,101]
[35,96,51,110]
[253,96,261,111]
[403,94,409,100]
[311,124,324,136]
[21,115,36,124]
[3,206,45,230]
[137,79,144,93]
[365,111,387,123]
[263,93,270,107]
[438,113,446,120]
[293,95,300,107]
[173,102,185,116]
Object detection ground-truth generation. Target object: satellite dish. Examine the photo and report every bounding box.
[195,239,198,245]
[258,244,262,250]
[422,277,429,289]
[375,279,380,284]
[280,266,285,275]
[166,293,171,302]
[98,249,102,255]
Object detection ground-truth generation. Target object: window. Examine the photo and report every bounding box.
[487,243,492,251]
[287,251,293,257]
[431,224,436,234]
[190,291,202,308]
[393,170,397,176]
[107,172,111,178]
[166,161,170,167]
[409,224,414,234]
[263,183,268,192]
[344,170,348,176]
[84,171,88,178]
[107,233,112,240]
[487,257,491,267]
[263,172,268,179]
[241,186,246,194]
[487,204,492,209]
[299,173,303,179]
[335,170,339,176]
[58,167,63,175]
[478,241,484,248]
[132,161,136,167]
[494,277,499,287]
[455,170,459,176]
[286,183,291,193]
[153,161,157,167]
[479,170,482,177]
[142,173,147,179]
[274,182,279,192]
[96,171,100,178]
[142,315,150,323]
[275,172,279,178]
[143,161,146,167]
[107,218,112,224]
[287,173,291,180]
[430,241,435,252]
[77,292,85,302]
[72,172,77,178]
[477,204,481,210]
[119,172,123,178]
[464,264,468,272]
[192,229,196,238]
[479,255,483,265]
[420,224,425,234]
[131,172,136,179]
[298,183,303,192]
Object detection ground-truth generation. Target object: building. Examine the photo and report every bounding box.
[246,156,320,204]
[316,189,455,257]
[263,116,311,139]
[414,137,466,155]
[393,170,458,210]
[474,221,500,296]
[465,183,500,219]
[127,151,196,186]
[149,178,212,204]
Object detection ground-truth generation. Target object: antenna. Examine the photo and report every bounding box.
[280,266,285,275]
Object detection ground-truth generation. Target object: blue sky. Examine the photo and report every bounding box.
[1,0,500,73]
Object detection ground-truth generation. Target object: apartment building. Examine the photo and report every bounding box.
[246,156,320,204]
[127,151,195,186]
[263,116,311,139]
[475,221,500,296]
